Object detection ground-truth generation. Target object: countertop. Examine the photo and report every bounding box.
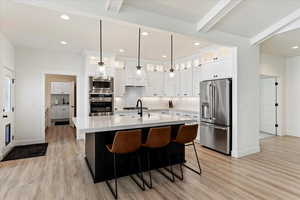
[73,113,197,133]
[115,108,199,114]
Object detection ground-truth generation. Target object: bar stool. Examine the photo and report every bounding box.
[142,126,175,188]
[172,124,201,180]
[105,129,145,199]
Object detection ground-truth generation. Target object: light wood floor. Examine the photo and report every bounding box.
[1,126,300,200]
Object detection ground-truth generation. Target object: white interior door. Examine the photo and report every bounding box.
[1,68,15,148]
[260,77,276,135]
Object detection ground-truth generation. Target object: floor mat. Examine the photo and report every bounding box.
[55,121,69,125]
[1,143,48,162]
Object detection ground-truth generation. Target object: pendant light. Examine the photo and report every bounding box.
[136,28,142,75]
[97,20,105,75]
[169,34,175,78]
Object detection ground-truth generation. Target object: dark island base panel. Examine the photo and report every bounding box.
[85,125,185,183]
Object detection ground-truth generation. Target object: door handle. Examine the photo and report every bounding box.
[3,115,8,118]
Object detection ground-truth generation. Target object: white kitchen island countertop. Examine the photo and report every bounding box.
[73,113,197,133]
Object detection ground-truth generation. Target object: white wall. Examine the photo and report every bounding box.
[286,56,300,137]
[260,53,286,136]
[15,46,84,144]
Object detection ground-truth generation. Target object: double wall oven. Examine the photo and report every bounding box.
[89,76,114,116]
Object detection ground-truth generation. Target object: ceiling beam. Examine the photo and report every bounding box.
[105,0,124,14]
[196,0,243,32]
[250,8,300,45]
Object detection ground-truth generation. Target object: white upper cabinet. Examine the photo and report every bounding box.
[193,62,202,97]
[179,62,193,97]
[200,47,234,80]
[200,58,233,80]
[125,60,147,87]
[164,71,177,97]
[51,82,71,94]
[114,68,126,97]
[146,70,164,96]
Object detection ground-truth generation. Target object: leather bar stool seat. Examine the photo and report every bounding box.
[105,129,145,199]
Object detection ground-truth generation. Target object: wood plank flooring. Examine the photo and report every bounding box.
[1,126,300,199]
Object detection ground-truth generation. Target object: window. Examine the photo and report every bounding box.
[3,76,12,112]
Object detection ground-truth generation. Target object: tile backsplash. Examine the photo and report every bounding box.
[114,87,199,111]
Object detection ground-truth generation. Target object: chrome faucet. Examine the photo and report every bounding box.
[136,99,143,117]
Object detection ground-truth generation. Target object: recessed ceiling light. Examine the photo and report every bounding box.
[141,31,149,36]
[194,42,200,46]
[292,46,299,49]
[60,14,70,20]
[60,41,67,45]
[162,55,167,58]
[119,49,125,53]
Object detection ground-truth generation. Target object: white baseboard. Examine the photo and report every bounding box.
[13,139,45,146]
[231,145,260,158]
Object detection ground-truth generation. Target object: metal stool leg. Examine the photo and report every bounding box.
[129,152,145,191]
[105,153,118,199]
[183,141,202,175]
[156,147,175,182]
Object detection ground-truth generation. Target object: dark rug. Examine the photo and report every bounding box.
[55,121,69,125]
[1,143,48,162]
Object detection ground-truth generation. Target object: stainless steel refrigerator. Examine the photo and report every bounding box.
[200,78,232,155]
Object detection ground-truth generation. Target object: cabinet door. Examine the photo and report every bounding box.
[51,106,59,119]
[201,59,233,80]
[125,60,147,86]
[164,72,176,97]
[62,82,71,94]
[114,68,125,97]
[180,68,193,97]
[193,66,201,96]
[61,106,69,119]
[51,82,61,94]
[146,71,164,96]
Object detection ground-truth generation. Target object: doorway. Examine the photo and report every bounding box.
[1,68,15,149]
[45,74,76,129]
[260,75,278,139]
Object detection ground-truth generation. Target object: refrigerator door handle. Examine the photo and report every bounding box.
[210,84,213,120]
[212,83,216,120]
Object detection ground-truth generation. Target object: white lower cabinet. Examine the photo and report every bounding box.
[51,105,69,119]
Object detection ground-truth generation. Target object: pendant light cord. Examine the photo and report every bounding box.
[171,34,173,70]
[137,28,141,67]
[99,20,103,66]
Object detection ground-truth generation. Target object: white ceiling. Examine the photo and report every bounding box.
[2,2,212,61]
[2,0,300,57]
[261,29,300,57]
[214,0,300,38]
[124,0,220,23]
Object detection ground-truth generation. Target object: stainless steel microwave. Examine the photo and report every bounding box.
[89,76,114,93]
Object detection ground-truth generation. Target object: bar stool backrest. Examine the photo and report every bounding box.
[111,129,142,154]
[144,126,171,148]
[175,124,198,144]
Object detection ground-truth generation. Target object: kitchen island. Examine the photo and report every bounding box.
[73,113,197,183]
